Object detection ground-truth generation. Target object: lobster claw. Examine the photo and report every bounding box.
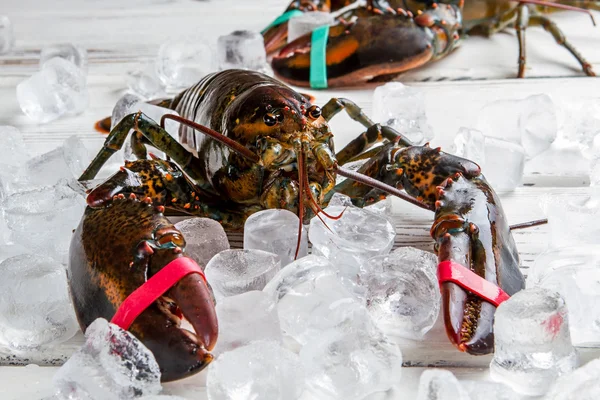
[262,0,353,54]
[271,6,462,88]
[432,174,525,355]
[69,197,219,382]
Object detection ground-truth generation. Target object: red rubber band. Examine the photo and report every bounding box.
[437,260,510,307]
[111,257,206,330]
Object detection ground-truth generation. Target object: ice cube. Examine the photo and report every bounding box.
[528,246,600,346]
[3,181,85,264]
[589,133,600,188]
[309,206,396,278]
[156,40,216,91]
[300,305,402,400]
[243,209,308,267]
[542,194,600,248]
[327,192,353,207]
[0,125,28,167]
[359,247,440,340]
[525,142,591,180]
[0,16,15,54]
[482,137,525,191]
[478,94,557,158]
[17,58,89,123]
[416,369,469,400]
[263,255,364,349]
[372,82,434,145]
[0,254,78,355]
[110,93,143,130]
[174,218,230,268]
[40,44,88,73]
[207,340,304,400]
[561,99,600,148]
[477,99,522,145]
[204,249,281,300]
[490,287,579,396]
[545,358,600,400]
[53,318,162,400]
[287,11,334,43]
[23,136,91,188]
[452,127,485,166]
[461,380,525,400]
[519,94,557,158]
[214,291,282,356]
[126,64,166,100]
[217,30,268,72]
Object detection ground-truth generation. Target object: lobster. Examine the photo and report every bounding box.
[263,0,599,88]
[68,194,218,381]
[76,70,535,380]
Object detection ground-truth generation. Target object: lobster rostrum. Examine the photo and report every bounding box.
[77,70,537,378]
[264,0,598,87]
[68,194,218,381]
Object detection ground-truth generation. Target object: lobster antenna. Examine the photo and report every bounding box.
[518,0,596,26]
[335,166,434,211]
[509,218,548,230]
[160,115,261,163]
[295,144,308,260]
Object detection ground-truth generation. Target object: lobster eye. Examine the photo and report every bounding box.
[264,113,278,126]
[157,232,185,248]
[308,105,321,119]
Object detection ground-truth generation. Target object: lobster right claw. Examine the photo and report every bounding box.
[432,174,525,355]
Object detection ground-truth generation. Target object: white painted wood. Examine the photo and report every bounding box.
[0,0,599,398]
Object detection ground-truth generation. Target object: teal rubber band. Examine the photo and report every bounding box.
[310,25,329,89]
[261,10,304,34]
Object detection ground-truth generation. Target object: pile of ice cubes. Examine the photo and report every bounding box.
[455,95,600,190]
[200,205,447,399]
[126,29,269,99]
[0,126,101,358]
[372,83,600,191]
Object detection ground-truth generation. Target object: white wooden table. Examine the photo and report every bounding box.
[0,0,599,398]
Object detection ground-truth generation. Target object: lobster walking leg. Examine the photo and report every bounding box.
[529,13,596,76]
[321,97,412,164]
[80,113,206,184]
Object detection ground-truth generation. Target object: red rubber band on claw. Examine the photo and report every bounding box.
[111,257,206,330]
[438,260,510,307]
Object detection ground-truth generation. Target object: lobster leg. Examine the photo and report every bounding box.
[476,2,596,77]
[321,97,413,164]
[529,13,596,76]
[516,4,531,78]
[80,113,206,184]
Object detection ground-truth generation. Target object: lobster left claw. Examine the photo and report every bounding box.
[271,5,462,88]
[68,196,219,381]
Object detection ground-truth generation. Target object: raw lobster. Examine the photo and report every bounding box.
[76,70,534,378]
[264,0,599,87]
